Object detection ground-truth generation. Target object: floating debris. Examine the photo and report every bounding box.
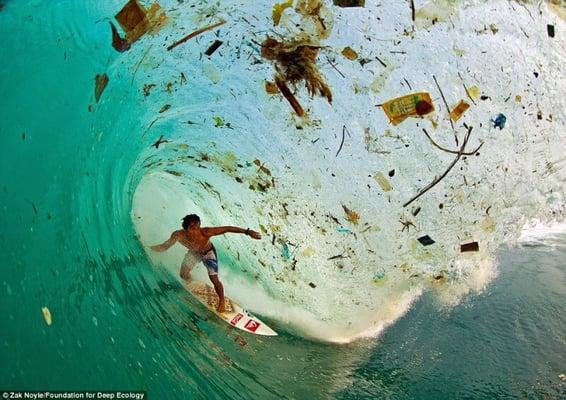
[450,100,470,122]
[381,92,435,125]
[272,0,294,26]
[461,242,479,252]
[308,282,317,288]
[373,172,392,192]
[205,40,223,56]
[547,24,555,38]
[202,62,222,84]
[417,235,435,246]
[159,104,171,113]
[265,81,279,94]
[333,0,365,7]
[94,73,109,103]
[492,113,506,129]
[341,46,358,60]
[337,227,351,233]
[262,37,332,104]
[41,307,52,326]
[282,243,290,260]
[114,0,167,48]
[167,19,226,51]
[151,134,169,148]
[110,21,131,52]
[275,76,305,116]
[342,204,360,225]
[143,83,156,97]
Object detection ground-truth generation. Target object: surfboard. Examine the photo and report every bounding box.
[185,281,277,336]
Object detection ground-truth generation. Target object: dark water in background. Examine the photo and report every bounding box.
[1,1,565,399]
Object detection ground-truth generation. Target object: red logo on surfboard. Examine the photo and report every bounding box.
[244,320,260,332]
[230,313,244,325]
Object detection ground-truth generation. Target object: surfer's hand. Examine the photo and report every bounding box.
[247,230,261,240]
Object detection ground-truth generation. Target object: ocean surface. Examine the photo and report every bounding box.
[1,1,565,399]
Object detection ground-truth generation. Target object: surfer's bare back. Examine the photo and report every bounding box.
[150,214,261,313]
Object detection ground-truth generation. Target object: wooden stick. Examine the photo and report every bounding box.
[410,0,416,22]
[167,19,226,51]
[275,76,305,117]
[458,72,476,105]
[336,125,347,157]
[404,126,481,207]
[433,75,457,144]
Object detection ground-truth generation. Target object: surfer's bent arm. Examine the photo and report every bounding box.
[203,226,262,239]
[150,231,179,252]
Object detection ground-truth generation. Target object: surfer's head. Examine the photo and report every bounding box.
[182,214,200,230]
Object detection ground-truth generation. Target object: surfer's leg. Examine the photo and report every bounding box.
[180,252,193,280]
[203,254,225,312]
[208,274,225,313]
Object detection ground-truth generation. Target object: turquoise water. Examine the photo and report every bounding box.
[1,0,565,398]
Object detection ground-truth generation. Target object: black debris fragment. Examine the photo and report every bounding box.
[309,282,317,288]
[461,242,479,252]
[547,24,555,38]
[205,40,223,56]
[417,235,435,246]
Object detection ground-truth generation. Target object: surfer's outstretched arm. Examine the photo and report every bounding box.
[203,226,261,239]
[150,231,180,252]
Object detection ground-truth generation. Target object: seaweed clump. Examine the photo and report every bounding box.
[261,37,332,105]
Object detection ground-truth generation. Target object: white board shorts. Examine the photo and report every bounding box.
[182,249,218,276]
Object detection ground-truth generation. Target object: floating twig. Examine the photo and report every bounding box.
[421,128,482,156]
[335,125,347,157]
[410,0,415,22]
[167,19,226,51]
[326,56,345,78]
[404,126,482,207]
[275,76,305,117]
[375,56,387,68]
[131,45,153,86]
[152,134,169,149]
[433,75,457,144]
[457,72,476,105]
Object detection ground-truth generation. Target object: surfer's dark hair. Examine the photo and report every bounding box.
[182,214,200,229]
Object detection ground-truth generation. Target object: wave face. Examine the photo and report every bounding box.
[1,0,565,397]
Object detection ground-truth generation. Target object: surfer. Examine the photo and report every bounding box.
[150,214,261,313]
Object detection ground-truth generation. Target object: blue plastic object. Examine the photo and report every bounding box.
[492,113,506,129]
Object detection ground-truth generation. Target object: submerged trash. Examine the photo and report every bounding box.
[547,24,555,38]
[342,204,360,225]
[110,21,131,52]
[450,99,470,122]
[417,235,435,246]
[94,73,109,103]
[337,227,351,233]
[461,242,479,252]
[115,0,166,45]
[272,0,294,26]
[341,46,358,60]
[372,269,386,283]
[333,0,365,7]
[381,92,435,125]
[167,19,226,51]
[265,81,279,94]
[492,113,506,129]
[373,172,392,192]
[262,37,332,104]
[309,282,317,288]
[282,243,290,260]
[275,76,306,116]
[205,40,223,56]
[41,307,52,326]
